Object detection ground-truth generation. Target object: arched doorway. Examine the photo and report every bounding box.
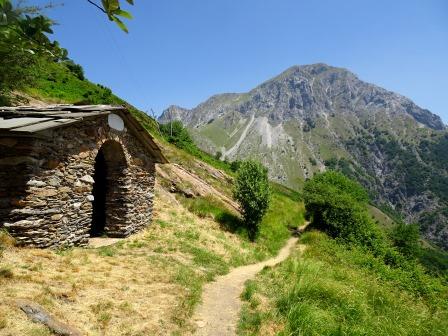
[91,140,128,237]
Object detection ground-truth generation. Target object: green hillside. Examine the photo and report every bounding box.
[239,231,448,336]
[1,3,447,334]
[0,42,307,333]
[8,55,446,335]
[239,172,448,336]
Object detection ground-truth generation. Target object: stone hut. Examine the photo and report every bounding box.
[0,105,167,248]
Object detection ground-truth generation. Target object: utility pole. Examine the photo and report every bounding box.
[148,109,162,136]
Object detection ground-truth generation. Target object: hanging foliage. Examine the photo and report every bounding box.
[88,0,135,33]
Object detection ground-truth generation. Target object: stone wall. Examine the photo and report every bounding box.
[0,115,156,247]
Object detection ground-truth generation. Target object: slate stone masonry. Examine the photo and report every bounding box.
[0,115,156,247]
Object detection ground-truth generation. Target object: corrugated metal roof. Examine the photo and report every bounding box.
[0,105,168,163]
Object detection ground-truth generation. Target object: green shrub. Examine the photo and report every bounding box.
[0,267,13,279]
[159,120,235,174]
[63,60,85,80]
[304,171,386,253]
[390,222,421,258]
[230,160,242,172]
[418,246,448,278]
[234,160,271,240]
[160,120,194,149]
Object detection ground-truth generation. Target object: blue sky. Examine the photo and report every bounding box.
[34,0,447,122]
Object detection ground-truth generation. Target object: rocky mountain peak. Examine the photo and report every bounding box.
[159,63,448,250]
[160,64,445,131]
[160,105,191,124]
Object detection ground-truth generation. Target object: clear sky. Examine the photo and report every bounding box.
[34,0,448,123]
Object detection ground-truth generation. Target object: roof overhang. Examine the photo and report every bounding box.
[0,105,168,164]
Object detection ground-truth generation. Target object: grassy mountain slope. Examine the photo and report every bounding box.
[2,57,447,336]
[159,64,448,250]
[0,148,304,334]
[239,231,448,336]
[0,60,305,334]
[9,59,160,138]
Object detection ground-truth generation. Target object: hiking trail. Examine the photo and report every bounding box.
[192,235,300,335]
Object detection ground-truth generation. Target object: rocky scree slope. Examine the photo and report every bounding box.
[160,63,448,250]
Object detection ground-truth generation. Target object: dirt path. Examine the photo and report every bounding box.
[88,237,122,248]
[192,236,298,336]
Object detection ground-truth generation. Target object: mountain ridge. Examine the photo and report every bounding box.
[161,63,445,130]
[160,63,448,250]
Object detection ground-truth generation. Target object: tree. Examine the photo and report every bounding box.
[159,121,194,149]
[0,0,136,103]
[233,160,271,240]
[87,0,134,33]
[304,171,385,252]
[391,222,420,258]
[230,160,242,172]
[0,0,66,104]
[64,60,85,80]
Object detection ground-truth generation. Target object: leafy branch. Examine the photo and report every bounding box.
[87,0,134,33]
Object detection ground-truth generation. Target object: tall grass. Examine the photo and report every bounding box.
[257,191,304,255]
[180,187,304,258]
[239,231,448,336]
[0,229,14,257]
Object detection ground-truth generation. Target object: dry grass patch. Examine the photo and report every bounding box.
[0,157,303,335]
[0,184,278,335]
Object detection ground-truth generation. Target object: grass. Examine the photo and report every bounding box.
[179,184,305,259]
[25,61,122,106]
[181,195,233,219]
[418,245,448,278]
[0,231,15,280]
[20,59,162,139]
[199,119,233,147]
[0,267,14,279]
[90,300,114,332]
[181,243,230,280]
[0,189,234,334]
[367,204,395,228]
[257,188,304,256]
[239,231,448,336]
[171,264,203,326]
[97,245,119,257]
[3,54,309,333]
[0,171,304,335]
[0,229,15,256]
[180,195,243,234]
[0,317,7,330]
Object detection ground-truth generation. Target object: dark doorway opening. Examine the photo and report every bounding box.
[91,149,107,236]
[90,141,127,237]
